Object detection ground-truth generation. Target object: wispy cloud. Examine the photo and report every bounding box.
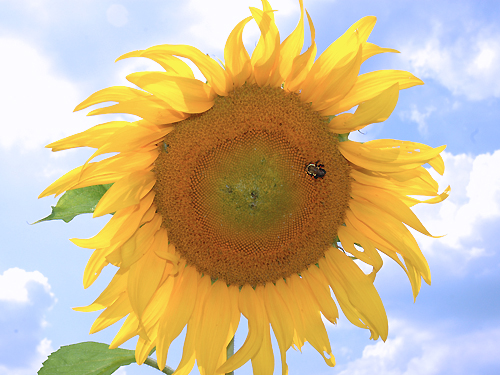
[413,150,500,271]
[0,338,54,375]
[0,37,95,152]
[399,23,500,101]
[0,268,56,374]
[400,105,436,135]
[337,319,500,375]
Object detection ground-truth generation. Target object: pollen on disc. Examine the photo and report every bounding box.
[153,83,351,286]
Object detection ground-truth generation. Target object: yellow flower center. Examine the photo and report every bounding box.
[154,84,351,286]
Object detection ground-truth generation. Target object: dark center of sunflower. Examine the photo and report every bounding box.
[154,84,350,286]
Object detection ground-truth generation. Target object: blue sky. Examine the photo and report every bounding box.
[1,0,499,374]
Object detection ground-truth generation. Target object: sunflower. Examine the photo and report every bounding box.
[40,0,449,374]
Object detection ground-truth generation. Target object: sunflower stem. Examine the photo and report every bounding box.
[226,335,235,375]
[144,356,175,374]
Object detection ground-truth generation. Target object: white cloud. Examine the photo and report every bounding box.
[0,268,54,303]
[0,37,93,152]
[107,4,129,28]
[0,338,54,375]
[413,150,500,269]
[400,25,500,101]
[0,268,56,374]
[399,105,436,135]
[337,320,500,375]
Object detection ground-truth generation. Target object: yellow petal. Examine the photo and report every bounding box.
[109,314,139,349]
[120,214,162,268]
[87,97,188,125]
[250,313,274,375]
[249,6,280,87]
[94,170,155,217]
[361,42,399,62]
[303,16,376,89]
[328,83,399,133]
[89,293,132,334]
[350,167,440,198]
[72,191,155,250]
[74,86,150,112]
[156,266,199,369]
[366,140,446,175]
[123,44,230,96]
[74,267,128,313]
[81,248,109,289]
[428,153,445,175]
[404,185,451,207]
[288,274,335,367]
[153,229,180,274]
[338,223,383,280]
[302,44,362,106]
[217,285,265,374]
[83,122,169,166]
[284,10,316,92]
[142,277,176,332]
[351,182,439,238]
[117,50,195,78]
[46,121,128,151]
[227,285,242,350]
[135,334,157,365]
[348,199,432,284]
[127,72,215,113]
[344,209,423,299]
[275,278,305,350]
[269,0,304,87]
[321,249,388,340]
[127,245,166,322]
[195,281,232,375]
[224,16,253,88]
[74,86,187,125]
[263,284,293,375]
[302,265,339,325]
[168,275,211,374]
[40,150,157,198]
[321,70,423,115]
[339,140,446,173]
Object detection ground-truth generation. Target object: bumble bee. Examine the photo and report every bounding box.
[306,161,326,179]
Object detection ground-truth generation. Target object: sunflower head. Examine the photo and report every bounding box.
[40,0,449,374]
[153,83,351,287]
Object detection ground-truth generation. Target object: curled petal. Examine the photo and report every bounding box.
[119,44,230,96]
[303,16,376,89]
[322,70,423,115]
[127,72,215,113]
[117,50,195,78]
[224,16,253,88]
[269,0,305,87]
[321,249,388,340]
[249,6,280,87]
[285,11,316,93]
[328,83,399,133]
[339,140,446,173]
[217,285,265,374]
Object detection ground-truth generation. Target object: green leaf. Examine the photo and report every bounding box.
[34,184,113,223]
[38,342,136,375]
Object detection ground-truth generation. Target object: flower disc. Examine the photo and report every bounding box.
[154,84,351,285]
